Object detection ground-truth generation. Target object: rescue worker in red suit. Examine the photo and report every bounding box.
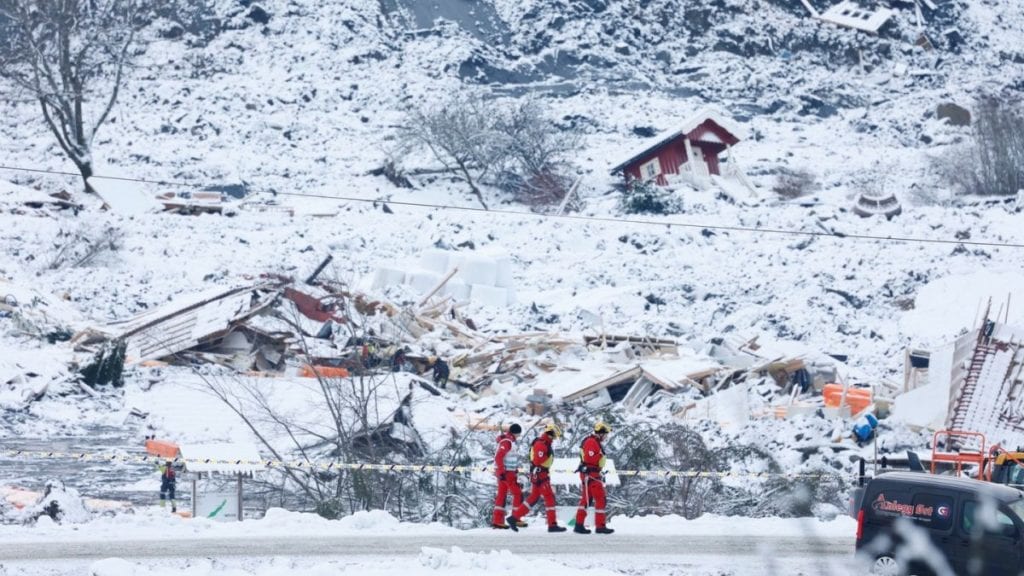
[506,423,567,533]
[492,423,526,529]
[574,422,614,534]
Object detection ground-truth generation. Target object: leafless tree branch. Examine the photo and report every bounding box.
[0,0,153,193]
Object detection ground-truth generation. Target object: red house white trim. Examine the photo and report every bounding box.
[611,108,744,188]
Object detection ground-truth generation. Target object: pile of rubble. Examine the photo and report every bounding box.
[2,250,896,430]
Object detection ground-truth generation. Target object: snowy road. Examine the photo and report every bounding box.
[0,533,853,561]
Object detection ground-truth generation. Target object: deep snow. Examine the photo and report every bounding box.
[1,0,1023,571]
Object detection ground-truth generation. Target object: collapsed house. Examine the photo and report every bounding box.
[893,299,1024,447]
[3,243,883,439]
[944,306,1023,443]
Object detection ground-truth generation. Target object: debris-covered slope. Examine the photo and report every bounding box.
[1,0,1023,524]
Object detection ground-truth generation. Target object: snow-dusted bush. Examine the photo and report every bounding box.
[772,167,819,199]
[620,180,682,215]
[965,99,1024,196]
[46,224,124,271]
[496,170,576,212]
[78,338,127,388]
[21,480,92,525]
[399,96,578,211]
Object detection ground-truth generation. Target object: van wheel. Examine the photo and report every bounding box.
[870,555,901,576]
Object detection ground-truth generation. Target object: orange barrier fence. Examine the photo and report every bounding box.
[299,364,350,379]
[823,383,872,413]
[144,439,180,459]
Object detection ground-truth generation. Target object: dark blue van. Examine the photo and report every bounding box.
[855,471,1024,575]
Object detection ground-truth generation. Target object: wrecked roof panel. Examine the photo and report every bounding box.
[92,284,276,362]
[818,1,894,33]
[540,363,636,400]
[641,357,722,389]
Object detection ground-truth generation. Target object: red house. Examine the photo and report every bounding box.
[611,108,743,188]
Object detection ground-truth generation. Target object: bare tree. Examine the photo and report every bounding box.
[939,98,1024,198]
[494,99,580,209]
[400,95,506,210]
[0,0,149,193]
[398,96,580,211]
[496,100,577,177]
[968,98,1024,197]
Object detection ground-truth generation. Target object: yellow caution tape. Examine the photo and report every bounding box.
[0,449,841,480]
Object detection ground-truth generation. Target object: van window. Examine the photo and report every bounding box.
[962,500,1018,537]
[1007,498,1024,524]
[909,493,955,531]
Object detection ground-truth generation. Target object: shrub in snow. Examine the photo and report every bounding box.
[23,479,92,525]
[772,167,819,199]
[78,338,127,388]
[398,96,577,211]
[498,170,577,212]
[620,180,682,215]
[47,225,124,271]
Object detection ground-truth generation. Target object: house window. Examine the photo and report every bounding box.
[640,158,662,181]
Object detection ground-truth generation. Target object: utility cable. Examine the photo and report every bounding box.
[1,163,1021,249]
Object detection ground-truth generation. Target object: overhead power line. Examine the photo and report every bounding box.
[1,163,1022,249]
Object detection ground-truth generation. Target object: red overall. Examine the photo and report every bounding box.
[492,432,523,526]
[511,434,558,526]
[575,434,608,529]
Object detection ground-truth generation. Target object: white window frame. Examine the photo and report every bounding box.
[639,158,662,181]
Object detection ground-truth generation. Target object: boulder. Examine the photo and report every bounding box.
[937,103,971,127]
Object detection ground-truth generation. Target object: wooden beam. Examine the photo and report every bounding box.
[555,177,582,216]
[417,267,459,308]
[799,0,819,17]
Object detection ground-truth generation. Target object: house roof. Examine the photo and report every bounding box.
[94,283,279,362]
[611,107,744,174]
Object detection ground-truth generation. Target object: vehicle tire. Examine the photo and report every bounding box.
[870,555,902,576]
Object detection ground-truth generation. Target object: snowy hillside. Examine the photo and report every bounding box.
[1,0,1024,537]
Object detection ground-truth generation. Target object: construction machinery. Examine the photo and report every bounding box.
[930,429,1024,488]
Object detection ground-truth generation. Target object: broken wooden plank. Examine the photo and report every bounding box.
[417,267,460,309]
[799,0,820,17]
[554,176,582,216]
[583,334,677,346]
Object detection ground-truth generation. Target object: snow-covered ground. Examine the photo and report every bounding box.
[2,0,1023,571]
[0,509,860,575]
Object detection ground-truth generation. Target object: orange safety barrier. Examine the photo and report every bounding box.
[932,430,987,476]
[299,364,350,379]
[822,383,872,413]
[145,439,180,459]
